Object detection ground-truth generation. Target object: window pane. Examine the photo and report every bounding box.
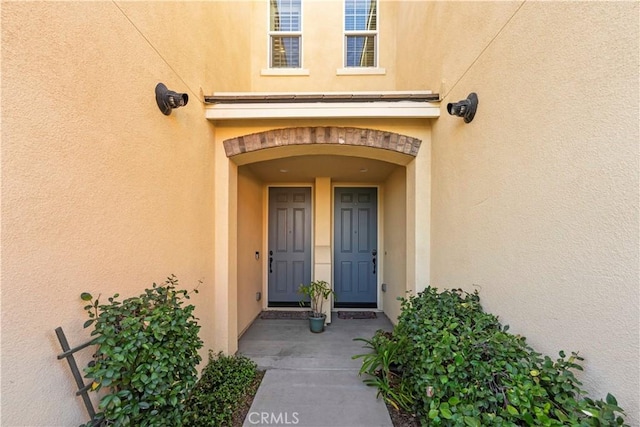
[345,35,375,67]
[271,0,301,31]
[271,36,301,68]
[345,0,376,31]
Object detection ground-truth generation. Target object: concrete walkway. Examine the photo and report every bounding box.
[238,314,394,427]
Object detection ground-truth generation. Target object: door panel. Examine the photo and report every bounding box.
[268,187,311,305]
[334,187,377,307]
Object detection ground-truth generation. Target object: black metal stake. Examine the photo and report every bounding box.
[55,327,97,421]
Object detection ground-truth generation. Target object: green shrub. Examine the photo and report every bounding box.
[354,331,415,413]
[354,287,628,426]
[183,351,259,427]
[81,275,203,426]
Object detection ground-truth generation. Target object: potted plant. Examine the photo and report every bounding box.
[298,280,336,333]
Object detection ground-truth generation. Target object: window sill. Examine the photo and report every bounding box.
[336,67,386,76]
[261,68,310,76]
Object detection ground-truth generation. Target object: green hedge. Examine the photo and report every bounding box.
[80,276,260,427]
[81,276,203,426]
[354,287,627,426]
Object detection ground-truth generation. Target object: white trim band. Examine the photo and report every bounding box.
[205,101,440,120]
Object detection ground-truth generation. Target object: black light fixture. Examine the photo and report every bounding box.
[155,83,188,115]
[447,92,478,123]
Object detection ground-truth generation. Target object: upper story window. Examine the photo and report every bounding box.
[344,0,377,67]
[269,0,302,68]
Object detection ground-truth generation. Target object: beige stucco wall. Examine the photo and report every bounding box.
[399,1,640,422]
[315,177,333,321]
[382,166,406,322]
[0,2,249,425]
[237,168,264,335]
[395,1,522,93]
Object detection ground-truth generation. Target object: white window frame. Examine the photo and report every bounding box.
[343,0,379,69]
[267,0,303,70]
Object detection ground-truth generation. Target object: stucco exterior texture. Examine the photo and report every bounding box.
[1,1,638,426]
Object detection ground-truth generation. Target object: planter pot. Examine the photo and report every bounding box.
[308,314,326,333]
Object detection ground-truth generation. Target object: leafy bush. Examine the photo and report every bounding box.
[183,351,259,426]
[354,287,628,426]
[81,275,203,426]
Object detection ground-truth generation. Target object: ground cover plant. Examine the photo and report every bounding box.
[354,287,628,426]
[183,351,261,426]
[81,275,203,426]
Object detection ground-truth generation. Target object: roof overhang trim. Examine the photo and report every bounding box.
[204,91,440,120]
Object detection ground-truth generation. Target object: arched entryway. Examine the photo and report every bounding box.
[210,124,432,354]
[223,127,422,161]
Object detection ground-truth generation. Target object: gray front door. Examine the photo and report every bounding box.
[334,187,378,307]
[268,187,312,306]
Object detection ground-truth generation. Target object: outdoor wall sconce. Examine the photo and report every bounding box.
[155,83,189,115]
[447,92,478,123]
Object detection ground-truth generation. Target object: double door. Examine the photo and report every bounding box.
[267,186,378,308]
